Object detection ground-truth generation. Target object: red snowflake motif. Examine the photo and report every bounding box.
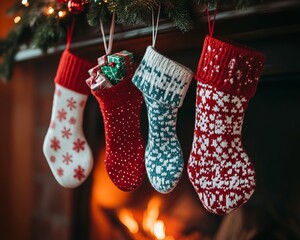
[69,117,76,125]
[50,156,56,163]
[61,127,72,139]
[79,100,85,108]
[57,167,64,177]
[67,97,77,111]
[49,121,55,129]
[50,137,61,151]
[73,138,85,152]
[62,152,73,165]
[55,88,62,96]
[73,165,85,181]
[57,108,67,122]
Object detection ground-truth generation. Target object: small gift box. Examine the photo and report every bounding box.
[86,62,113,91]
[91,73,113,91]
[101,50,134,85]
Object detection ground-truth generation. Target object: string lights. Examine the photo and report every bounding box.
[21,0,29,7]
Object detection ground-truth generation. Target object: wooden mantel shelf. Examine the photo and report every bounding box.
[15,0,300,62]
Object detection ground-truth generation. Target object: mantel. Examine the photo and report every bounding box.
[15,0,300,62]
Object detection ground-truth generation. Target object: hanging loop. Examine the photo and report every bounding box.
[100,12,116,55]
[151,5,161,48]
[66,17,75,50]
[206,6,217,37]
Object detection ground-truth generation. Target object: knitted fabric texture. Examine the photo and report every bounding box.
[43,50,94,188]
[92,72,145,192]
[133,46,193,193]
[188,35,265,214]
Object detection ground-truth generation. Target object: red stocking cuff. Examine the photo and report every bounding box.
[195,35,266,99]
[55,50,94,95]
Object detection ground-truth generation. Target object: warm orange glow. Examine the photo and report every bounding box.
[153,220,166,240]
[118,209,139,234]
[14,16,21,24]
[143,196,161,233]
[90,147,131,239]
[91,147,130,208]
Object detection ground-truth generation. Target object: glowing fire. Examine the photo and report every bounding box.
[153,220,166,240]
[143,196,162,233]
[118,209,139,234]
[118,196,170,239]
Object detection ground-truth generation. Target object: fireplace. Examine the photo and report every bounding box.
[1,2,300,239]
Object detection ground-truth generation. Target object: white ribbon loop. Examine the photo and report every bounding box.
[152,5,161,48]
[100,12,116,55]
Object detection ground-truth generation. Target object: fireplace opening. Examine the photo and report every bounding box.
[73,72,300,240]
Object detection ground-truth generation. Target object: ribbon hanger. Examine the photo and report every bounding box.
[66,17,75,50]
[152,5,161,48]
[206,5,217,37]
[100,12,116,55]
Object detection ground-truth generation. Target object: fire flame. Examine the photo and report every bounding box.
[118,196,169,239]
[143,196,162,233]
[118,209,139,234]
[153,220,166,240]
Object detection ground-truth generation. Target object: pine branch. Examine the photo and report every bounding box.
[31,16,65,52]
[114,0,156,27]
[162,0,195,32]
[86,1,111,27]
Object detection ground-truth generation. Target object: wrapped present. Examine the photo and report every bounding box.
[98,55,108,66]
[119,50,134,65]
[92,73,113,91]
[88,65,101,78]
[101,50,134,85]
[86,64,113,91]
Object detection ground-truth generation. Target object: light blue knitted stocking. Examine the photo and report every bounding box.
[133,46,193,193]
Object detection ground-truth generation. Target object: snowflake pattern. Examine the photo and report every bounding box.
[55,88,62,96]
[73,165,85,181]
[67,97,77,111]
[69,117,76,125]
[50,156,56,163]
[50,137,61,151]
[57,167,64,177]
[62,152,73,165]
[188,82,256,215]
[73,138,85,153]
[57,108,67,122]
[61,127,72,139]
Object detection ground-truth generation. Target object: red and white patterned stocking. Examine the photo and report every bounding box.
[43,50,94,188]
[188,36,265,214]
[91,70,145,192]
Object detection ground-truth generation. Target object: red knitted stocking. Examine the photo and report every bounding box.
[91,74,145,191]
[188,36,265,214]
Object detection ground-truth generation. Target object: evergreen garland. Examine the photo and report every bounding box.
[0,0,265,82]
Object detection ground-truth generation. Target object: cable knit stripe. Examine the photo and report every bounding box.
[195,35,266,99]
[55,50,94,95]
[132,46,194,108]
